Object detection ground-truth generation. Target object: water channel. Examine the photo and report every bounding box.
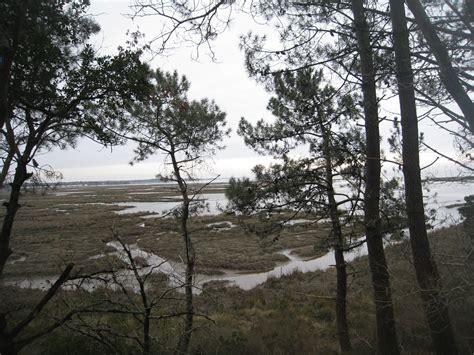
[1,181,471,293]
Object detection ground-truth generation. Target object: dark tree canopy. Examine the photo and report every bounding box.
[126,69,229,169]
[0,0,150,274]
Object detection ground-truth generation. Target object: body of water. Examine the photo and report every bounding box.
[1,181,471,293]
[113,193,227,217]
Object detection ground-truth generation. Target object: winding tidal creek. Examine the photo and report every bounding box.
[1,180,470,294]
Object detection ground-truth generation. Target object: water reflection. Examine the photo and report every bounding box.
[113,193,227,217]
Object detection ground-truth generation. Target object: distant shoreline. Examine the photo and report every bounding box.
[422,175,474,183]
[3,175,471,190]
[57,175,473,186]
[55,177,231,187]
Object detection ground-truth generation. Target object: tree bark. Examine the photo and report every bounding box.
[0,1,28,132]
[143,307,151,355]
[389,1,459,353]
[171,150,195,355]
[405,0,474,133]
[0,157,30,275]
[178,243,195,354]
[0,147,14,188]
[350,1,400,353]
[320,119,352,352]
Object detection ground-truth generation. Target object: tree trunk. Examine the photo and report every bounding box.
[176,197,195,354]
[321,120,352,352]
[178,242,195,354]
[143,307,151,355]
[0,147,14,188]
[405,0,474,133]
[0,1,28,132]
[0,47,12,132]
[350,1,400,353]
[389,1,459,353]
[0,158,29,275]
[171,151,195,355]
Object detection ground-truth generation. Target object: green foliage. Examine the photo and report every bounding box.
[459,194,474,221]
[123,69,230,168]
[380,176,406,232]
[225,177,260,215]
[4,1,150,158]
[233,68,365,220]
[239,69,361,156]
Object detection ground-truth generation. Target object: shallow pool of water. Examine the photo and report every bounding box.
[1,235,372,294]
[114,193,227,217]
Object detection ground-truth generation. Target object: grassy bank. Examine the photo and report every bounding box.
[2,185,331,277]
[188,224,473,354]
[1,185,472,354]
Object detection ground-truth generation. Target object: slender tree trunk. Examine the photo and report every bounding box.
[170,151,195,354]
[350,1,400,353]
[405,0,474,133]
[0,49,12,132]
[0,157,30,275]
[320,120,352,352]
[177,199,195,354]
[0,148,14,188]
[0,1,28,132]
[178,238,195,354]
[134,255,151,355]
[0,115,39,275]
[389,1,459,353]
[143,307,151,355]
[128,235,153,355]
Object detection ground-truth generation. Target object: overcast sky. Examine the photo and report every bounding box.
[40,0,468,182]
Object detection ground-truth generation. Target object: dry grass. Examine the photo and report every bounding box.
[1,184,472,354]
[190,224,474,354]
[1,184,330,277]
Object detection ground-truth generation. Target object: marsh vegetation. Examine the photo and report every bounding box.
[1,0,473,354]
[1,183,473,353]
